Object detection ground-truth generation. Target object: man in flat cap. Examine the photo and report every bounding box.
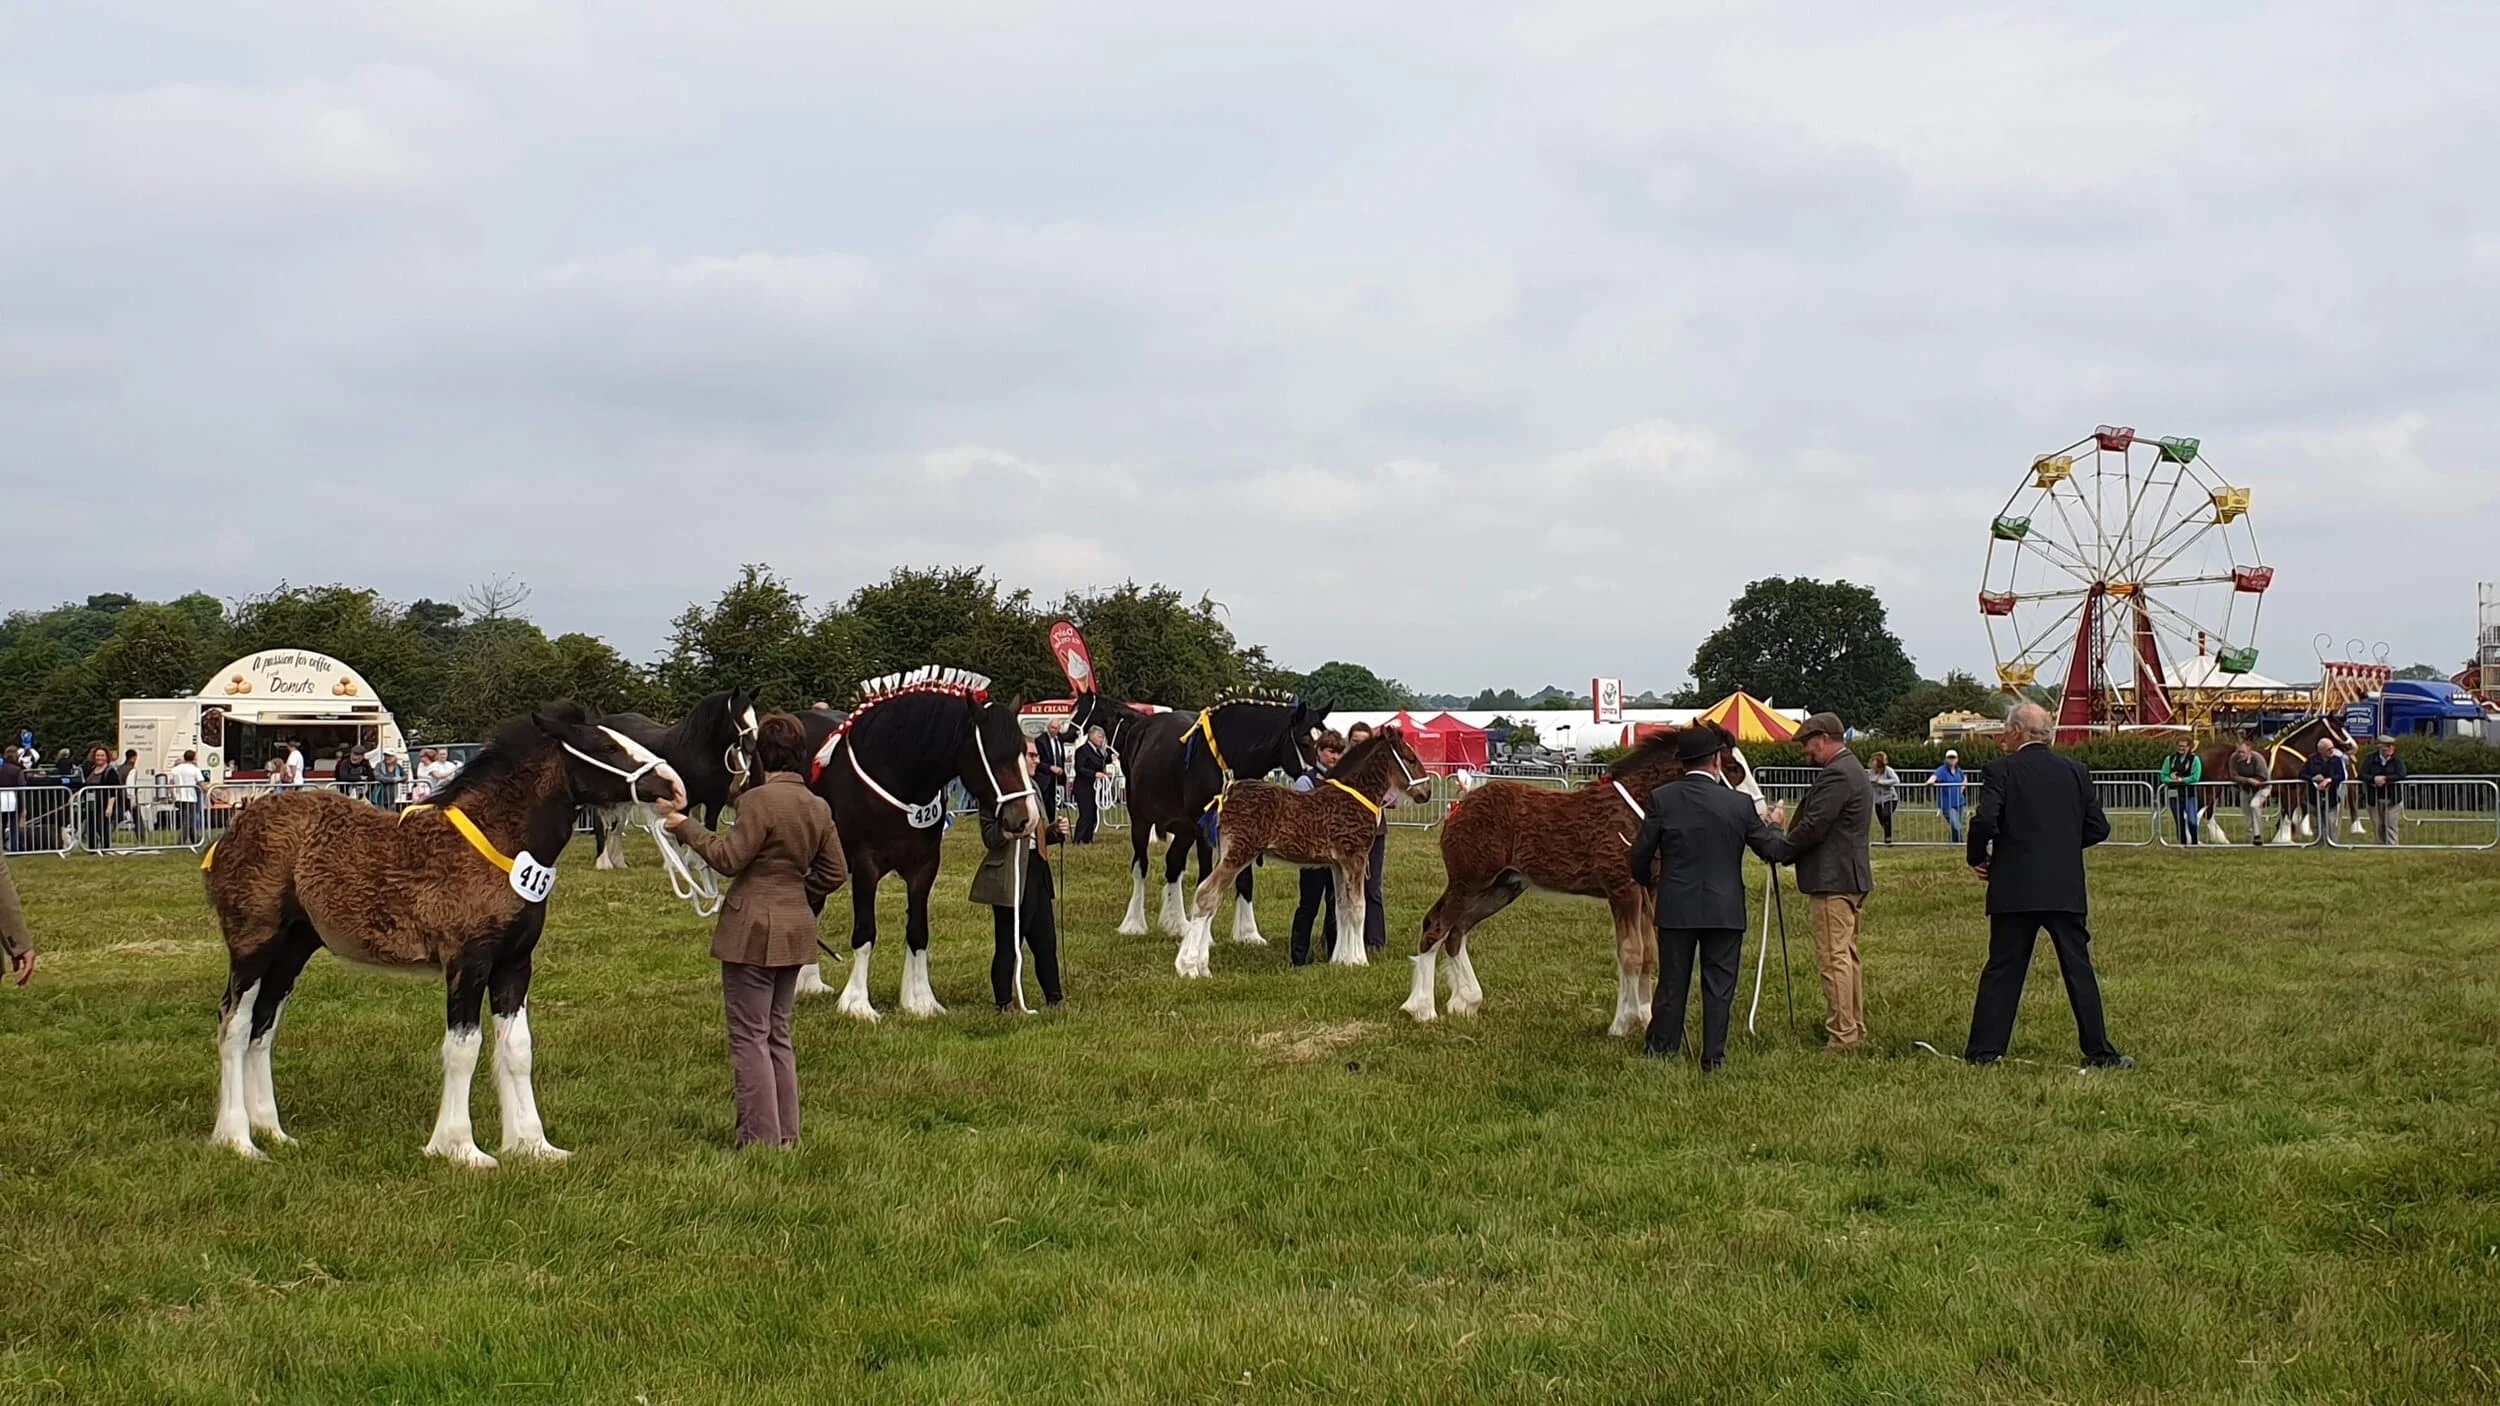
[1778,712,1876,1050]
[1628,724,1791,1071]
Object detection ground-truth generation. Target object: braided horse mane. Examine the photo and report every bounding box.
[837,667,992,733]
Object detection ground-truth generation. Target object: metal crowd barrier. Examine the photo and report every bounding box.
[0,779,413,857]
[2153,775,2500,850]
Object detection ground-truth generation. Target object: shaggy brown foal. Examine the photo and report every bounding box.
[1174,727,1431,978]
[1413,723,1764,1031]
[202,705,682,1166]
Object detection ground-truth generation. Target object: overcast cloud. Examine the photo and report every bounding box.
[5,2,2495,695]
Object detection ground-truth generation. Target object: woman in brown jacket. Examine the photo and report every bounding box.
[658,712,847,1148]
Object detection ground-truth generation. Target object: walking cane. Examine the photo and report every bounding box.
[1747,864,1773,1033]
[1772,862,1795,1034]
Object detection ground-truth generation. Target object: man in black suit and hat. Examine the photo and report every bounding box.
[1628,724,1793,1070]
[1964,702,2133,1069]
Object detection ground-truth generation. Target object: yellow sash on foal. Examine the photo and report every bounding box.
[402,803,516,873]
[1326,779,1383,818]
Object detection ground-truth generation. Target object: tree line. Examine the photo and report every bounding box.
[2,566,1985,756]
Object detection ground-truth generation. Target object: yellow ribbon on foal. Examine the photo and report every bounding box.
[1326,779,1383,818]
[401,803,517,874]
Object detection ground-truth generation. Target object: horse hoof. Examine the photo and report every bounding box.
[425,1140,500,1171]
[253,1127,297,1147]
[1401,998,1438,1022]
[1232,933,1269,947]
[1448,997,1480,1018]
[901,999,947,1019]
[835,998,883,1024]
[1116,917,1150,936]
[215,1134,268,1161]
[504,1138,573,1162]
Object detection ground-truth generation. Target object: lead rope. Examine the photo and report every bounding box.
[1009,833,1033,1013]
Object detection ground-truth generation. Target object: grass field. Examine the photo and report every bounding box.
[3,827,2497,1402]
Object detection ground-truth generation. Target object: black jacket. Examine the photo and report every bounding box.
[1073,742,1111,780]
[2360,750,2407,800]
[1630,771,1792,931]
[1967,744,2108,916]
[1782,749,1875,896]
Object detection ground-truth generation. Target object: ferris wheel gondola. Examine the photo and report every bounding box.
[1980,426,2269,741]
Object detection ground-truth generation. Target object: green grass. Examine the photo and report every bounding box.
[2,829,2496,1403]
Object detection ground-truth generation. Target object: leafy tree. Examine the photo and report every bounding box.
[656,565,816,711]
[833,567,1055,703]
[2394,662,2451,682]
[227,584,443,727]
[1052,581,1280,706]
[1686,577,1920,728]
[1470,687,1527,710]
[551,634,662,716]
[1875,670,2007,739]
[1296,661,1411,711]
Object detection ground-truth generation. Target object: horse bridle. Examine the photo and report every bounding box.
[723,700,758,791]
[562,728,681,804]
[973,717,1035,813]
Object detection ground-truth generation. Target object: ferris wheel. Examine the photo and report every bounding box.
[1980,426,2270,740]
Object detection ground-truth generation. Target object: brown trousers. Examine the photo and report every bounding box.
[1810,893,1867,1048]
[722,962,800,1148]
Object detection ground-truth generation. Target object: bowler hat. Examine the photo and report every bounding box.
[1675,727,1725,764]
[1797,712,1845,741]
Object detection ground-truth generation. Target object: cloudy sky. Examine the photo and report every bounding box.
[6,2,2495,696]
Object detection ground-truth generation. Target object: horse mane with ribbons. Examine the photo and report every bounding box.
[810,667,993,781]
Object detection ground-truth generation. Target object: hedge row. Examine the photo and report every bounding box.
[1587,735,2500,775]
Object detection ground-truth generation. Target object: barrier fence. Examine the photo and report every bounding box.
[12,768,2493,858]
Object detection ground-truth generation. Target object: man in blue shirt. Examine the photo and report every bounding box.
[1932,749,1969,844]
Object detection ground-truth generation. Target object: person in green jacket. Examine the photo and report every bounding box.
[2159,737,2205,846]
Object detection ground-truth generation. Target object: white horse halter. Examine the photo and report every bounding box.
[569,729,723,916]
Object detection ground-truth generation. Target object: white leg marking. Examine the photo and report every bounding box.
[1159,878,1189,938]
[422,1027,497,1169]
[1174,902,1217,979]
[594,808,628,870]
[1447,947,1484,1017]
[900,947,947,1018]
[244,996,293,1145]
[1402,949,1440,1022]
[1230,890,1267,946]
[211,981,264,1159]
[2204,808,2229,844]
[835,944,882,1022]
[794,960,837,997]
[1331,872,1370,967]
[1608,959,1646,1038]
[1117,862,1150,936]
[494,1007,569,1161]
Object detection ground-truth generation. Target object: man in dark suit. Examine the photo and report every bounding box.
[1033,725,1067,830]
[1629,726,1793,1070]
[1071,724,1112,844]
[1963,703,2132,1069]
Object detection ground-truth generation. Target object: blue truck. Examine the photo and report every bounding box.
[2342,679,2489,742]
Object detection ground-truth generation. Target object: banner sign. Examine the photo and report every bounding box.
[1049,622,1097,694]
[1592,677,1624,725]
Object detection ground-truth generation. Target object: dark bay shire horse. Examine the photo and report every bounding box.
[585,687,758,868]
[1076,691,1328,946]
[203,704,684,1165]
[2194,714,2358,844]
[1176,726,1431,978]
[796,668,1039,1020]
[1416,723,1764,1032]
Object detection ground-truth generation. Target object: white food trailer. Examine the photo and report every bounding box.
[118,649,406,784]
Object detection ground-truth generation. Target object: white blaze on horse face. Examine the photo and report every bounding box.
[211,981,263,1158]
